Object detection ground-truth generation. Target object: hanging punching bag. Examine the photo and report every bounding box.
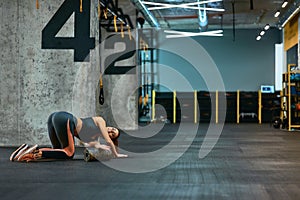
[99,74,104,105]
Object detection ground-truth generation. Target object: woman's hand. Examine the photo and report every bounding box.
[83,141,111,151]
[116,153,128,158]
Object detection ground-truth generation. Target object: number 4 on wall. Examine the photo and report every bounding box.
[42,0,95,62]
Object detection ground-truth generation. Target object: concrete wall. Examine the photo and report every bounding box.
[97,30,138,130]
[0,0,137,146]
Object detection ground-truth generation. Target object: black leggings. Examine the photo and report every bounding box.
[41,111,77,159]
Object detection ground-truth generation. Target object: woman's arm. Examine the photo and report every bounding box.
[82,141,111,151]
[93,116,127,158]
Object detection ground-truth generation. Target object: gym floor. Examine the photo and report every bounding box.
[1,123,300,200]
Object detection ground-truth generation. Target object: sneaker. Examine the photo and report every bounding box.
[17,144,38,162]
[17,151,38,162]
[9,144,28,162]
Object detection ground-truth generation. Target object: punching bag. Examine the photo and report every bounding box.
[99,74,104,105]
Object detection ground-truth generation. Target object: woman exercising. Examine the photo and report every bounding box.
[10,111,128,162]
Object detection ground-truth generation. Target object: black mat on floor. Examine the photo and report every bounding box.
[1,124,300,200]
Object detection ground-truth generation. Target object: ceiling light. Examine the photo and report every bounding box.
[274,10,280,17]
[264,24,270,30]
[141,0,225,11]
[282,1,288,8]
[256,35,261,41]
[259,30,265,36]
[148,6,224,11]
[164,30,223,38]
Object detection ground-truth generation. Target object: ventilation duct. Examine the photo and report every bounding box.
[130,0,160,27]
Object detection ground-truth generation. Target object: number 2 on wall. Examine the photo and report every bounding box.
[42,0,95,62]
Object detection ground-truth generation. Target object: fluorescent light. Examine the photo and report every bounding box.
[274,10,280,17]
[260,30,265,36]
[256,35,261,41]
[164,30,223,38]
[142,0,223,6]
[282,1,288,8]
[148,6,224,11]
[264,24,270,30]
[141,0,225,11]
